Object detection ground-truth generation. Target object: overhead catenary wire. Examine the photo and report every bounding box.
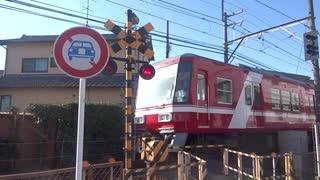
[231,26,312,68]
[224,0,313,69]
[207,0,310,69]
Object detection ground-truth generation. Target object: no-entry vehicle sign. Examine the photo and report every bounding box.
[53,26,109,78]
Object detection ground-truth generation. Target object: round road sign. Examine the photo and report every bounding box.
[53,26,109,78]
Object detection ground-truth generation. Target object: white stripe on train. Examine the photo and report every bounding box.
[135,106,315,120]
[229,71,263,128]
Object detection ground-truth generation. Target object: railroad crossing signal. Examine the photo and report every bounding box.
[304,30,319,60]
[139,63,155,80]
[104,10,156,179]
[104,20,155,61]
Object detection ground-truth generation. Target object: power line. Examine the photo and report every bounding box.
[104,0,223,40]
[155,0,222,23]
[139,0,220,25]
[255,0,297,21]
[30,0,124,25]
[7,0,106,25]
[0,3,224,58]
[1,1,312,75]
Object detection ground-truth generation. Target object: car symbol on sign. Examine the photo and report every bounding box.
[68,40,96,61]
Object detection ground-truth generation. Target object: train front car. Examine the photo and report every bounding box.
[134,54,193,150]
[134,53,316,154]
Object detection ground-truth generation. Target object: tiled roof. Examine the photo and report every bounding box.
[0,34,119,45]
[0,74,133,88]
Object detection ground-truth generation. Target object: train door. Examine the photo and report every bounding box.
[197,71,209,128]
[244,81,261,126]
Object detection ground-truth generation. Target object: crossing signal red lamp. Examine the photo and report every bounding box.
[139,64,155,80]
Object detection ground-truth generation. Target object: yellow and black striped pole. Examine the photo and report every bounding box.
[124,9,134,179]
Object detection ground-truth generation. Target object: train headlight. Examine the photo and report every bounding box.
[158,113,172,122]
[134,116,145,124]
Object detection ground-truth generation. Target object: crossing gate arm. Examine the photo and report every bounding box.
[140,135,172,163]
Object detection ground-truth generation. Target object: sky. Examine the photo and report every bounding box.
[0,0,319,78]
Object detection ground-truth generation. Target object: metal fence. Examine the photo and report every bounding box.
[128,151,207,180]
[0,151,207,180]
[0,161,122,180]
[223,148,318,180]
[223,148,292,180]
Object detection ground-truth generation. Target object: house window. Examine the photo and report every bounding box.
[271,88,280,110]
[291,93,300,112]
[197,74,205,101]
[50,57,57,68]
[281,91,291,111]
[1,95,11,112]
[22,58,48,72]
[217,78,232,104]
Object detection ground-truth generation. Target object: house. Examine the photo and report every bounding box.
[0,34,148,112]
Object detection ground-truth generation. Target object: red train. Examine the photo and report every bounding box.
[134,54,315,149]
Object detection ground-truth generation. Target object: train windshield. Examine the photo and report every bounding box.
[136,61,192,108]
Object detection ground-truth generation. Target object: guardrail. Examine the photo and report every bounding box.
[223,148,293,180]
[128,151,207,180]
[0,152,206,180]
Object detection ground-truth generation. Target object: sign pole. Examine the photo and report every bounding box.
[75,78,86,180]
[53,26,109,180]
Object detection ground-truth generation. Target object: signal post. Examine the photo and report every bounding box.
[124,9,136,178]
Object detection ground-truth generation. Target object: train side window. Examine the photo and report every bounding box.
[253,85,261,106]
[281,91,291,111]
[291,93,300,112]
[197,74,206,100]
[245,84,252,105]
[217,78,232,104]
[271,88,280,110]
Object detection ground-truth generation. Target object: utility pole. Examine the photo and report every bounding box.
[223,12,228,64]
[166,20,170,58]
[222,0,243,64]
[308,0,320,122]
[307,0,320,178]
